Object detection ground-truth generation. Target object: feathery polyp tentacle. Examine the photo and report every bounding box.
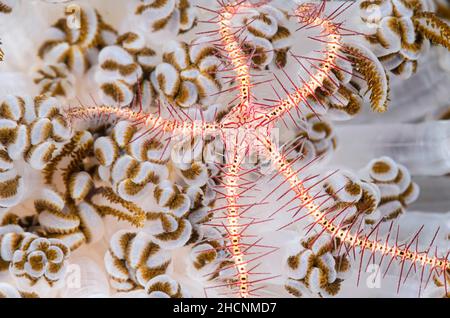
[256,5,343,123]
[413,12,450,51]
[342,42,389,113]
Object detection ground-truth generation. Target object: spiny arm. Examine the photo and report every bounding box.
[259,136,450,277]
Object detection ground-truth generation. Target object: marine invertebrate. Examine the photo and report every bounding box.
[104,230,171,292]
[435,0,450,19]
[0,95,71,207]
[95,31,157,107]
[0,230,69,297]
[39,120,170,248]
[321,170,381,227]
[93,120,168,202]
[9,236,69,294]
[135,0,198,34]
[187,227,234,283]
[425,269,450,298]
[0,282,40,298]
[72,1,449,299]
[359,156,420,222]
[0,95,71,168]
[152,39,225,108]
[0,0,449,300]
[233,4,292,69]
[34,187,104,250]
[285,233,351,297]
[358,0,450,78]
[34,63,76,99]
[0,1,13,14]
[147,181,193,249]
[285,114,337,163]
[38,5,117,76]
[144,274,188,297]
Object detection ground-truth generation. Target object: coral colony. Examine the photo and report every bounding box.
[0,0,449,298]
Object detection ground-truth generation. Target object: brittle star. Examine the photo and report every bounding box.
[68,1,450,298]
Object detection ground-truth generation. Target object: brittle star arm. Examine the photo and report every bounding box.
[218,2,254,124]
[67,105,222,136]
[222,134,250,298]
[255,6,343,125]
[258,136,450,278]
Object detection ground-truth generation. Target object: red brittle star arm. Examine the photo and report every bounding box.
[67,105,221,136]
[258,136,450,278]
[218,2,255,124]
[222,141,251,298]
[256,6,343,125]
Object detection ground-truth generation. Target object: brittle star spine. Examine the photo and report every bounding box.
[214,2,345,297]
[257,7,342,124]
[67,105,222,135]
[64,1,449,298]
[224,145,249,298]
[260,136,450,275]
[219,4,253,121]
